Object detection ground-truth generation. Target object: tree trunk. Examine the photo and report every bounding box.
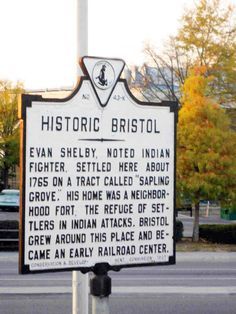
[192,202,200,242]
[2,166,9,189]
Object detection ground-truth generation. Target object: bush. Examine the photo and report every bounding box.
[175,220,184,242]
[0,220,19,229]
[229,206,236,214]
[200,224,236,244]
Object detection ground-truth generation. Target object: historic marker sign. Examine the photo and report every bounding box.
[19,57,178,274]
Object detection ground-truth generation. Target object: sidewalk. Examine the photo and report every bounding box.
[177,251,236,262]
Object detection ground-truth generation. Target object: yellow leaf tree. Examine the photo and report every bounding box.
[0,80,23,189]
[176,0,236,104]
[142,0,236,105]
[177,67,236,241]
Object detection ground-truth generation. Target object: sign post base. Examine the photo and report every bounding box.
[90,264,111,314]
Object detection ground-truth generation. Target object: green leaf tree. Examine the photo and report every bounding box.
[177,67,236,241]
[0,80,23,189]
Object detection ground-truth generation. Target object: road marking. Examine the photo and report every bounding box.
[0,286,236,295]
[112,286,236,295]
[0,286,71,294]
[0,278,71,281]
[1,276,236,282]
[113,277,236,281]
[112,268,236,273]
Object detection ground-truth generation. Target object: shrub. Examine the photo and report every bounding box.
[0,220,19,229]
[175,220,184,242]
[199,224,236,244]
[229,206,236,214]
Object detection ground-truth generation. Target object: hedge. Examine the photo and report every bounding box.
[175,220,184,242]
[199,224,236,244]
[0,220,19,230]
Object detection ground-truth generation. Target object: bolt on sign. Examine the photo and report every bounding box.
[19,57,178,274]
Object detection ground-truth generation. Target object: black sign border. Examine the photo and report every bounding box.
[19,69,178,275]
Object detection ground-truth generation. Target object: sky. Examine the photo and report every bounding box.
[0,0,234,89]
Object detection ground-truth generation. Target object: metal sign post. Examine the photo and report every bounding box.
[74,1,89,313]
[19,56,178,314]
[90,264,111,314]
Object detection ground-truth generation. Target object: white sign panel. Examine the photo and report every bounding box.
[19,57,177,273]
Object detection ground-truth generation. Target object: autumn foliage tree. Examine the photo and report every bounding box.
[0,80,23,189]
[141,0,236,104]
[177,67,236,241]
[176,0,236,104]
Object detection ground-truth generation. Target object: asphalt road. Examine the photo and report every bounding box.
[1,209,236,313]
[1,252,236,314]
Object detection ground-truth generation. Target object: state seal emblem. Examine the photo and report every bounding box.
[92,61,115,90]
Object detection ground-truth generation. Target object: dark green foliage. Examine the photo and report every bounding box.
[175,220,184,242]
[0,229,18,239]
[0,220,19,229]
[200,224,236,244]
[0,220,19,251]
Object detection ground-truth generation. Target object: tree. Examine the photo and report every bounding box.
[142,41,191,104]
[0,81,23,189]
[226,107,236,131]
[129,40,190,104]
[140,0,236,105]
[177,67,236,242]
[176,0,236,104]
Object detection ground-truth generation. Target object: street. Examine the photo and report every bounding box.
[1,210,236,313]
[0,252,236,314]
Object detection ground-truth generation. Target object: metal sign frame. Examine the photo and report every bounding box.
[19,57,178,274]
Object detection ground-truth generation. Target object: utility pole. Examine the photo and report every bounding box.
[77,0,88,75]
[72,1,89,314]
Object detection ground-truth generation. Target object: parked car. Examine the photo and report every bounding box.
[0,189,19,211]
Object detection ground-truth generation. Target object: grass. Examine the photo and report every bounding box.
[177,238,236,252]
